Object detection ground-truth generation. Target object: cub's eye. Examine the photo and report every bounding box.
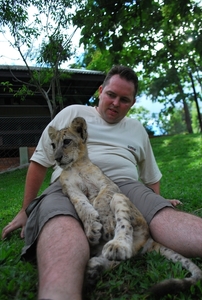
[51,143,56,150]
[63,139,72,146]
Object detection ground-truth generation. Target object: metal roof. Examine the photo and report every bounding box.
[0,65,106,116]
[0,64,104,75]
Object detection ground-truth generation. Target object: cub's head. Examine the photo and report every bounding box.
[48,117,88,169]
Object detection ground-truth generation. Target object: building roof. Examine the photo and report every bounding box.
[0,64,104,75]
[0,65,106,109]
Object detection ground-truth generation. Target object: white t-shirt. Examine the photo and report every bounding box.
[31,105,162,184]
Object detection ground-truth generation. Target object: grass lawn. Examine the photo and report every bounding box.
[0,133,202,299]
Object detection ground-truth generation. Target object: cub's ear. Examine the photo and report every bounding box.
[71,117,88,142]
[48,126,57,140]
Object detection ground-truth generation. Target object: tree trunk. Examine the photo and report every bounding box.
[177,80,193,134]
[189,71,202,133]
[182,97,193,133]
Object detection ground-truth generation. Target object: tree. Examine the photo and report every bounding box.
[157,107,187,135]
[127,106,156,136]
[71,47,113,72]
[0,0,80,119]
[188,70,202,132]
[73,0,202,132]
[191,102,202,133]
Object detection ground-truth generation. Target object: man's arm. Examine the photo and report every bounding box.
[2,161,47,239]
[147,181,182,207]
[146,181,160,195]
[23,161,48,209]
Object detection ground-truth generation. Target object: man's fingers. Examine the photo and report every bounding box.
[168,199,183,207]
[2,224,12,239]
[2,222,21,239]
[20,226,25,239]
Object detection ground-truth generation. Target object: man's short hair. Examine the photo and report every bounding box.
[102,65,138,97]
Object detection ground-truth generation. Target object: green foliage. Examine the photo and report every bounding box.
[0,81,13,93]
[38,33,73,67]
[14,84,34,101]
[157,107,188,135]
[73,0,202,132]
[71,47,112,72]
[127,106,155,136]
[0,240,37,300]
[85,253,202,300]
[0,168,52,230]
[1,134,202,299]
[0,0,79,118]
[151,134,202,212]
[191,102,202,133]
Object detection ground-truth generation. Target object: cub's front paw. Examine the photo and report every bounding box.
[102,239,132,260]
[84,213,102,246]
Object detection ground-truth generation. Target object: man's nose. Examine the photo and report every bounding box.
[112,97,120,106]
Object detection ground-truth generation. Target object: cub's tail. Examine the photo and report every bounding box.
[142,238,202,297]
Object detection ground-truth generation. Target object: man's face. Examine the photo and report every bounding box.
[97,74,136,124]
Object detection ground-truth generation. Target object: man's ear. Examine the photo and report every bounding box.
[98,85,103,95]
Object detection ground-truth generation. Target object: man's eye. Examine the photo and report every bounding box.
[121,98,129,103]
[51,143,56,150]
[63,139,72,146]
[107,92,115,98]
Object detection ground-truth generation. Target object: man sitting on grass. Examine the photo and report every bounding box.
[2,65,202,300]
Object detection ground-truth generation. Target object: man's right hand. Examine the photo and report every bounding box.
[2,208,27,239]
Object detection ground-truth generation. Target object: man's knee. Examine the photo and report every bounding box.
[149,207,175,234]
[39,215,83,236]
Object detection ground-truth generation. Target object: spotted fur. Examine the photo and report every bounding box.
[48,117,202,297]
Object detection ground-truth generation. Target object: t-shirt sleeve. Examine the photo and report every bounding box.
[30,124,55,168]
[138,133,162,185]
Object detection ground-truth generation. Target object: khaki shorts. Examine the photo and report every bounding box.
[21,180,173,261]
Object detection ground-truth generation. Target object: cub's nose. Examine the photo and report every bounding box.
[55,156,62,163]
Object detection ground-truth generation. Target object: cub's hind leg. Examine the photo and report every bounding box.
[86,256,119,287]
[102,193,149,260]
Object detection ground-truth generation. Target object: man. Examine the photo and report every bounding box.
[2,65,202,300]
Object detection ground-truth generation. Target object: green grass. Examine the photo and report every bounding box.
[0,133,202,299]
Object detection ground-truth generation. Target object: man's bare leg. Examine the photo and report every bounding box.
[150,207,202,258]
[37,216,90,300]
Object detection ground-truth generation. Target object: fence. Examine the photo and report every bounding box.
[0,116,51,172]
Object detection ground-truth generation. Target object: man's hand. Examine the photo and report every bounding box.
[168,199,183,207]
[2,208,27,239]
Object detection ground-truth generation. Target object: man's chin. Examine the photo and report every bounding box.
[105,115,120,124]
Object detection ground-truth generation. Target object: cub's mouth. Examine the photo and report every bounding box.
[59,158,74,167]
